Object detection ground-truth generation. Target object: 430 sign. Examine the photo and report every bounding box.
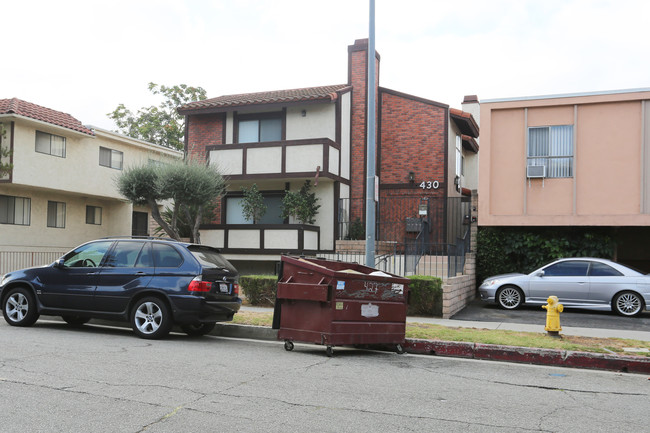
[419,181,440,190]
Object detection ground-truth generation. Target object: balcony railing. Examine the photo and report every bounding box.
[199,224,320,254]
[208,138,343,180]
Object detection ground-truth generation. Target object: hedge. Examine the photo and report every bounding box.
[239,275,277,306]
[407,275,443,317]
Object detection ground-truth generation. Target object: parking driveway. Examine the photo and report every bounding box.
[452,299,650,331]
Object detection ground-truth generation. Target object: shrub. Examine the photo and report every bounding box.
[348,218,364,240]
[407,275,443,317]
[240,275,277,306]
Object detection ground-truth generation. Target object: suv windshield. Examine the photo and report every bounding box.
[188,246,236,271]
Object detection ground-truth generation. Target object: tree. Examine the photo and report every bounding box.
[0,124,12,177]
[240,184,267,224]
[117,160,225,243]
[108,83,207,150]
[281,180,320,225]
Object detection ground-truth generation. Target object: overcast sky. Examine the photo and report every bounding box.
[5,0,649,130]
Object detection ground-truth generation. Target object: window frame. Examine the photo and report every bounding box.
[234,111,285,144]
[527,125,574,178]
[47,200,66,229]
[35,130,66,158]
[0,194,31,225]
[86,205,102,225]
[99,146,124,170]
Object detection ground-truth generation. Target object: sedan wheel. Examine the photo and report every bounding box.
[497,286,524,310]
[2,287,40,327]
[613,292,643,317]
[131,297,172,339]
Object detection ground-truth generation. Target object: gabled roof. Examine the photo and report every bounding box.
[450,108,479,138]
[0,98,94,136]
[178,84,351,115]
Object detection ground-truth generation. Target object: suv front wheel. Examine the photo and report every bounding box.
[131,297,172,339]
[3,287,40,327]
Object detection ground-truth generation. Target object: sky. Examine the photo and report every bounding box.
[5,0,649,131]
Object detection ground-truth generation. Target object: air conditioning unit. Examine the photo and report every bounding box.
[526,165,546,178]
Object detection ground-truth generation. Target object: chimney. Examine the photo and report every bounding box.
[348,39,380,221]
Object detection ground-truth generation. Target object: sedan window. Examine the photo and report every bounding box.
[543,261,589,277]
[589,262,623,277]
[63,241,113,268]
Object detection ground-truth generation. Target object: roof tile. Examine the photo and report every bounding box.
[0,98,94,136]
[178,84,351,113]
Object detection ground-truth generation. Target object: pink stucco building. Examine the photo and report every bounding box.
[479,88,650,270]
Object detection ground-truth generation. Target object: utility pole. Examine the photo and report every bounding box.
[365,0,376,267]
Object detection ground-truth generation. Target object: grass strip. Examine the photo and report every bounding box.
[232,311,650,357]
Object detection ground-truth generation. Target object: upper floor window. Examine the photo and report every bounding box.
[0,194,31,225]
[86,205,102,225]
[35,131,66,158]
[527,125,573,178]
[100,147,123,170]
[47,201,66,228]
[237,113,282,143]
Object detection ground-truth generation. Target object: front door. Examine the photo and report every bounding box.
[528,260,590,305]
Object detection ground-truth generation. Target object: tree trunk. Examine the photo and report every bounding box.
[148,199,181,240]
[191,204,203,244]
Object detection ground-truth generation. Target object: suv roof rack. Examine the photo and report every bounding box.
[100,236,180,242]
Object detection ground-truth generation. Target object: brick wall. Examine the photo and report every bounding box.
[185,113,224,162]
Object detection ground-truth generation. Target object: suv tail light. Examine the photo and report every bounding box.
[233,283,240,296]
[188,276,212,292]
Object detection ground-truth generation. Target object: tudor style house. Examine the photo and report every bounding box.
[479,88,650,271]
[178,39,479,276]
[0,98,182,274]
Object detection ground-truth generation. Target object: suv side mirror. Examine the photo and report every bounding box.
[54,258,65,269]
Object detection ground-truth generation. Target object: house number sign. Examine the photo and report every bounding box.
[419,181,440,190]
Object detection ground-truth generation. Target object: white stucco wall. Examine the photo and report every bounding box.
[286,104,336,140]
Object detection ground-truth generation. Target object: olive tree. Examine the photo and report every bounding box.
[117,160,225,243]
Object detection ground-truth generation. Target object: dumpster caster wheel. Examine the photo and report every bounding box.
[284,341,294,351]
[396,344,405,355]
[326,346,333,357]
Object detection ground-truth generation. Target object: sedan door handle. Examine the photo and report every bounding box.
[135,271,146,275]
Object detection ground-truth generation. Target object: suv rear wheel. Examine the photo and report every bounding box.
[181,322,216,336]
[131,297,172,339]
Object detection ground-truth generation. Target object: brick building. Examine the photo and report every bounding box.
[178,39,479,274]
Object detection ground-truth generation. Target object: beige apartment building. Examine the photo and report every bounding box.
[0,98,181,274]
[479,88,650,270]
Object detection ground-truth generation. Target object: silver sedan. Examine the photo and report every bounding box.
[479,258,650,316]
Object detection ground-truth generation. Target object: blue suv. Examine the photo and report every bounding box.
[1,238,241,339]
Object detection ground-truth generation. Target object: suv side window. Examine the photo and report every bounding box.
[543,261,589,277]
[104,241,146,268]
[152,243,184,268]
[63,241,113,268]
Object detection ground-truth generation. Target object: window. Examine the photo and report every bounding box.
[543,261,588,277]
[528,125,573,178]
[35,131,66,157]
[152,243,184,268]
[0,195,31,225]
[47,201,66,228]
[99,147,123,170]
[63,241,112,268]
[225,195,284,224]
[237,114,282,143]
[86,206,102,225]
[589,262,622,277]
[104,241,146,268]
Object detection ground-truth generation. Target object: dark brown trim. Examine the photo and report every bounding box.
[205,137,340,152]
[233,111,239,143]
[221,112,227,145]
[225,171,349,185]
[379,87,449,110]
[281,107,287,141]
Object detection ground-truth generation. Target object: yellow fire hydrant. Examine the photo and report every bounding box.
[542,295,563,337]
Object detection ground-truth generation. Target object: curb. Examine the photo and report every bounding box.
[214,323,650,374]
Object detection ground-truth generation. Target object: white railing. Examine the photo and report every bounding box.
[0,251,66,275]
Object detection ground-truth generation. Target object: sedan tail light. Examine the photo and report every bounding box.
[188,276,212,292]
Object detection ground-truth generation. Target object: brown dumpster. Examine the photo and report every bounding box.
[272,255,410,356]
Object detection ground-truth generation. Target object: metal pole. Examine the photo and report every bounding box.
[365,0,376,267]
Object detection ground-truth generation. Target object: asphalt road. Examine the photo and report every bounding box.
[1,320,649,432]
[452,298,650,331]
